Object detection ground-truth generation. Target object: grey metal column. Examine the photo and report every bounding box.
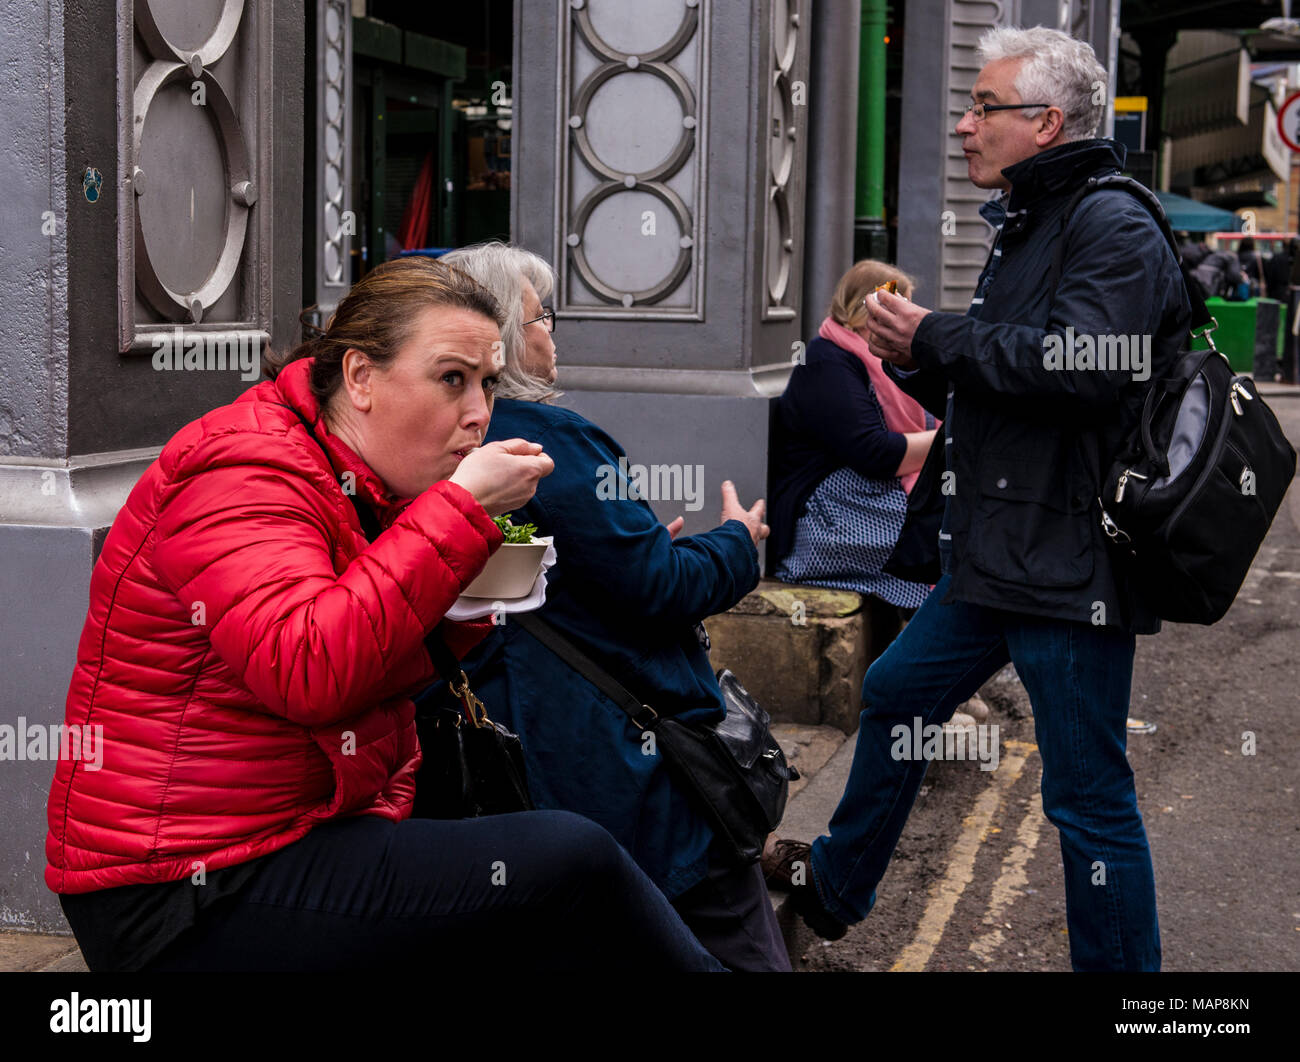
[0,0,304,931]
[1074,0,1121,139]
[898,0,1018,312]
[802,0,860,328]
[1017,0,1064,25]
[514,0,826,540]
[315,0,354,316]
[896,0,950,309]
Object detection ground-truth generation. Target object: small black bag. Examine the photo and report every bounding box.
[413,635,534,819]
[513,613,797,866]
[1049,176,1298,625]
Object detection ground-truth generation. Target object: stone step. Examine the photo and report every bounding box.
[709,580,903,733]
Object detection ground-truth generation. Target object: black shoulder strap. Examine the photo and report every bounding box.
[1047,174,1213,331]
[512,612,659,731]
[277,402,461,682]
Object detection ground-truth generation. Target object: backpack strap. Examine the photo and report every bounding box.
[1046,174,1215,334]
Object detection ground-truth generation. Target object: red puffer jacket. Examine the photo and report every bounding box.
[46,357,502,894]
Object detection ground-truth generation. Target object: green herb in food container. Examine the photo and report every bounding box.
[493,515,540,544]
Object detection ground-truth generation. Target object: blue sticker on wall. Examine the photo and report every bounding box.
[82,167,102,203]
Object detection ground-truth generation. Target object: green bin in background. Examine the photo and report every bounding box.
[1191,298,1282,374]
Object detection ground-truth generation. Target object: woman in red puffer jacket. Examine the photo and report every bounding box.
[45,257,723,973]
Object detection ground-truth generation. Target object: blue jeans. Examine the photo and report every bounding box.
[809,575,1160,971]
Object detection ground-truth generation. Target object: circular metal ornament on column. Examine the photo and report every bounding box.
[132,62,253,322]
[134,0,246,67]
[766,185,792,305]
[575,3,698,65]
[570,60,698,184]
[569,180,694,306]
[565,4,703,308]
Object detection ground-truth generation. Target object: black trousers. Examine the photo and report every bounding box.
[143,812,724,972]
[672,850,792,972]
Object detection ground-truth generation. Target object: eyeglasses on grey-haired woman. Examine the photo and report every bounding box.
[523,307,556,333]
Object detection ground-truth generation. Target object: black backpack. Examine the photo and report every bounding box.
[1050,175,1297,625]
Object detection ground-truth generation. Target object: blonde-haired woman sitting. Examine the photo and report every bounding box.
[769,260,939,610]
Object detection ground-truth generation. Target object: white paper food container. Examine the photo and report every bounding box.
[462,540,549,599]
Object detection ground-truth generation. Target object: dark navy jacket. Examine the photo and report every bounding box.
[452,398,760,897]
[768,336,908,572]
[888,140,1191,633]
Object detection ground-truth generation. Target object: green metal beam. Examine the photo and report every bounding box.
[353,16,401,64]
[404,31,467,80]
[856,0,887,223]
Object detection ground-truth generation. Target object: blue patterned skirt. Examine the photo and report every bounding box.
[774,467,931,609]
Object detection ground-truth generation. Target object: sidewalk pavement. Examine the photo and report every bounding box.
[768,723,860,956]
[0,931,86,972]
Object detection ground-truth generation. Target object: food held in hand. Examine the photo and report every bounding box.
[468,515,549,598]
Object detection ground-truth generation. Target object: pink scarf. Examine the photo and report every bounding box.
[818,316,938,495]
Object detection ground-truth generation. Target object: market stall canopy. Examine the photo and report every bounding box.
[1156,191,1245,232]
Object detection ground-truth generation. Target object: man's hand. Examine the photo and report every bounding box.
[864,289,931,370]
[665,516,685,540]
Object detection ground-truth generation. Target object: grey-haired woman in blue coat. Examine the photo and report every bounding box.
[430,242,791,972]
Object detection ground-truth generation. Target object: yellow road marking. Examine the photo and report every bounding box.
[890,740,1038,972]
[968,795,1047,964]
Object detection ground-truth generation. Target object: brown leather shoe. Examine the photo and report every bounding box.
[762,838,811,892]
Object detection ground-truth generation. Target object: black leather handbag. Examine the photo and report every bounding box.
[413,632,535,819]
[513,613,797,866]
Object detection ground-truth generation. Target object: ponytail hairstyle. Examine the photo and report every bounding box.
[264,256,504,409]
